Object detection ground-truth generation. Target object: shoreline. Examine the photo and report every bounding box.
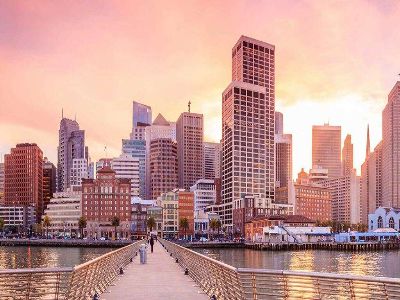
[0,238,134,248]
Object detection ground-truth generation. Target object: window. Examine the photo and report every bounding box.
[389,217,395,229]
[377,216,383,229]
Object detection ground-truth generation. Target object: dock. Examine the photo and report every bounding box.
[103,241,208,300]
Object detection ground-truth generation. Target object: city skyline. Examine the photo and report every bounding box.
[1,1,400,175]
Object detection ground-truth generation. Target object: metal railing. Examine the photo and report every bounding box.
[159,238,400,300]
[0,240,143,299]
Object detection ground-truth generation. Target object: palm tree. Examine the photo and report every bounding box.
[43,215,51,239]
[111,216,120,240]
[0,217,4,237]
[216,220,222,238]
[147,216,156,233]
[78,216,87,239]
[179,217,189,239]
[209,218,219,240]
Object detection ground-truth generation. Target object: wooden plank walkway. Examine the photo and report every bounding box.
[102,241,209,300]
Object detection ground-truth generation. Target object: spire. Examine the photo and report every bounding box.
[366,124,370,159]
[62,108,64,119]
[188,100,191,113]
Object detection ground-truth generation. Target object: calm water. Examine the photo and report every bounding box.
[0,246,112,269]
[195,248,400,278]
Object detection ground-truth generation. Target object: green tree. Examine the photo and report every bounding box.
[111,216,120,240]
[209,218,220,240]
[43,215,51,239]
[179,217,189,239]
[78,216,87,239]
[147,216,156,233]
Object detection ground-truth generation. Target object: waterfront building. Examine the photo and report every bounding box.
[0,163,4,205]
[368,207,400,232]
[4,143,43,222]
[178,190,195,238]
[222,36,276,229]
[82,167,131,239]
[203,142,221,180]
[70,158,88,186]
[335,230,399,243]
[194,210,220,237]
[111,154,140,197]
[131,198,156,239]
[244,215,318,243]
[130,101,152,141]
[149,138,178,199]
[43,158,57,212]
[122,139,146,198]
[275,133,292,188]
[0,205,36,229]
[57,117,88,192]
[312,124,341,178]
[275,111,283,134]
[147,206,163,236]
[176,112,204,190]
[190,179,216,212]
[158,191,179,238]
[42,188,81,237]
[320,170,360,224]
[233,194,294,237]
[382,81,400,208]
[342,134,354,176]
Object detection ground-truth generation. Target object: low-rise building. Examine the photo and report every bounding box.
[147,206,163,236]
[368,207,400,232]
[131,198,156,239]
[0,205,36,229]
[159,191,179,238]
[42,188,81,236]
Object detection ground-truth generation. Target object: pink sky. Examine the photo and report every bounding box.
[0,0,399,175]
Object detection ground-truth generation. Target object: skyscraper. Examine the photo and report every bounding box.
[130,101,152,140]
[176,112,204,190]
[122,139,146,198]
[0,162,4,205]
[149,138,178,199]
[4,143,43,221]
[43,157,56,212]
[382,81,400,207]
[222,36,275,228]
[57,117,87,192]
[203,142,221,180]
[312,124,342,178]
[275,111,284,134]
[111,154,141,198]
[275,134,292,188]
[342,134,353,176]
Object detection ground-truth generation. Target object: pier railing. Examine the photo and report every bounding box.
[159,238,400,300]
[0,240,143,299]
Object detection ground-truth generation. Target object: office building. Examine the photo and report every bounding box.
[57,117,88,192]
[176,112,204,190]
[149,138,178,199]
[275,111,283,134]
[43,158,57,212]
[222,36,276,228]
[70,158,88,186]
[0,206,36,228]
[342,134,353,176]
[382,82,400,207]
[4,143,43,221]
[130,101,152,140]
[82,167,131,239]
[0,163,4,205]
[111,154,140,197]
[275,133,292,188]
[190,179,216,212]
[177,191,194,238]
[312,124,341,178]
[203,142,221,180]
[122,139,146,198]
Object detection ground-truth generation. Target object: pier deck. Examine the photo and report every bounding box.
[103,241,208,300]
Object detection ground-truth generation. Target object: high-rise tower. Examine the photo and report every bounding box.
[222,36,275,228]
[131,101,152,140]
[342,134,353,176]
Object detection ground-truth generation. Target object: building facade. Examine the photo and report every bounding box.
[222,36,276,229]
[0,163,4,205]
[342,134,353,176]
[275,111,283,134]
[275,133,292,188]
[43,158,57,213]
[0,206,36,229]
[111,154,140,197]
[312,124,341,178]
[122,139,146,198]
[177,191,194,238]
[382,81,400,208]
[176,112,204,190]
[203,142,221,180]
[190,179,216,212]
[70,158,88,186]
[82,167,131,239]
[4,143,43,222]
[130,101,152,141]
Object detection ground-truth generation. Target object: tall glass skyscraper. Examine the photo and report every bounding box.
[122,139,146,198]
[131,101,152,140]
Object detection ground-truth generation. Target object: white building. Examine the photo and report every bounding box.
[0,206,36,228]
[42,189,81,236]
[263,226,332,243]
[70,158,88,186]
[111,154,140,197]
[203,142,221,180]
[309,165,329,183]
[190,179,216,212]
[368,207,400,232]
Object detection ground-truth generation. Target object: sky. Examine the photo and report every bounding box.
[0,0,399,176]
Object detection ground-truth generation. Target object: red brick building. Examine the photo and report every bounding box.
[294,184,332,222]
[4,143,43,221]
[178,191,194,238]
[82,166,131,239]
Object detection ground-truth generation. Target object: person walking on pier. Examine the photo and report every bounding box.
[150,236,154,253]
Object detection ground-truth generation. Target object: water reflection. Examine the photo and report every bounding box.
[0,246,112,269]
[195,248,400,278]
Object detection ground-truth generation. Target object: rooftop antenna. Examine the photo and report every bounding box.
[104,145,108,159]
[62,108,64,119]
[74,113,77,121]
[188,100,191,113]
